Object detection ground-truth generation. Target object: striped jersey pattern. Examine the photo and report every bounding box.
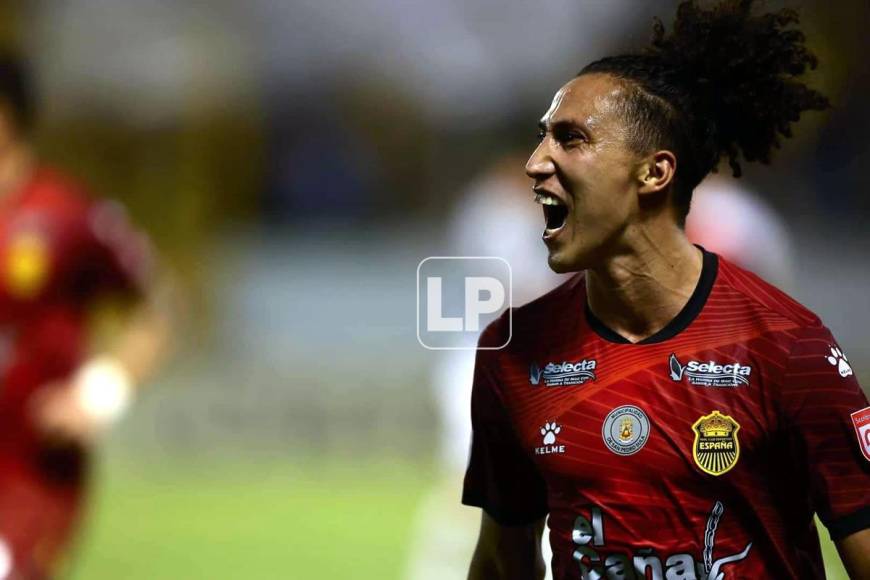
[463,249,869,579]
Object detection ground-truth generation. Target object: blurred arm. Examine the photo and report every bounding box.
[32,267,180,443]
[468,512,546,580]
[836,528,870,579]
[87,266,178,386]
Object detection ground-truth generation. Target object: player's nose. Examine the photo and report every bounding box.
[525,141,555,180]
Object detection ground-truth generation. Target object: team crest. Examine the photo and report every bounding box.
[4,230,51,299]
[692,411,741,476]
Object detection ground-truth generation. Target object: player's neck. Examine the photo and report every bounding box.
[585,228,703,344]
[0,141,34,201]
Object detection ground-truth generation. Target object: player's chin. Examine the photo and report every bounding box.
[546,246,584,273]
[546,251,571,273]
[543,218,587,273]
[545,235,590,273]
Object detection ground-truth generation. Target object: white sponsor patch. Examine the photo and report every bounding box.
[850,406,870,462]
[529,359,596,387]
[571,501,752,578]
[669,354,751,388]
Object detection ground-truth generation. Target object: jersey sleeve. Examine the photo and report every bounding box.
[780,325,870,540]
[461,318,549,526]
[74,199,152,298]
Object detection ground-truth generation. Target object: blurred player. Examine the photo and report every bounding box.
[463,1,869,579]
[0,53,171,578]
[687,174,795,291]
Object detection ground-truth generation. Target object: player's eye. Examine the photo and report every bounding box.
[555,129,585,144]
[536,130,546,142]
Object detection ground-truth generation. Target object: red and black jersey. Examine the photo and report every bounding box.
[463,248,869,579]
[0,167,150,454]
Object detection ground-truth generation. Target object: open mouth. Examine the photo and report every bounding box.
[534,192,569,231]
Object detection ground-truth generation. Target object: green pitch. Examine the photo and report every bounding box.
[69,456,848,579]
[70,457,431,580]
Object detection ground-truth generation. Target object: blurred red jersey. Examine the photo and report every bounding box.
[0,167,149,578]
[463,248,869,579]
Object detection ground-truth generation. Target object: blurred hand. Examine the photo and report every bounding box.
[29,382,101,447]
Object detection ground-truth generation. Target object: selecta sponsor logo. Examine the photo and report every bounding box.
[669,354,751,388]
[530,359,597,387]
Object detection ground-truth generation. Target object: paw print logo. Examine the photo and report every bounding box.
[827,346,853,378]
[541,422,561,445]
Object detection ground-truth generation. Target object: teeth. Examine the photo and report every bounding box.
[534,193,562,206]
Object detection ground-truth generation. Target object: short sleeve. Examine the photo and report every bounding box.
[74,199,152,297]
[780,326,870,540]
[461,321,548,526]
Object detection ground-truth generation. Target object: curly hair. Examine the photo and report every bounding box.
[579,0,830,221]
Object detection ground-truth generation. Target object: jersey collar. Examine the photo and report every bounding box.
[584,246,719,345]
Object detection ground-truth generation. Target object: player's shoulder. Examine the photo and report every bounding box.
[714,253,822,330]
[713,255,856,387]
[478,273,584,351]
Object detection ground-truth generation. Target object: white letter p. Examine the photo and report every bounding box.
[464,276,505,332]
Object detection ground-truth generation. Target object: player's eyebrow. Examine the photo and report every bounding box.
[538,118,591,136]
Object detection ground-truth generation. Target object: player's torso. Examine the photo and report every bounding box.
[497,280,821,579]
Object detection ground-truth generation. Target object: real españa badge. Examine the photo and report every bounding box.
[692,410,740,476]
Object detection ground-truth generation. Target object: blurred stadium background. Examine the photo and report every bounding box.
[0,0,866,578]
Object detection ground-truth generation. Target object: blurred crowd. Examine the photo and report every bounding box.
[7,0,870,232]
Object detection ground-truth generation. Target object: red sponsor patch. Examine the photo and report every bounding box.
[851,406,870,462]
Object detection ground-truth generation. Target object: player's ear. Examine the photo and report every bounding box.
[636,150,676,195]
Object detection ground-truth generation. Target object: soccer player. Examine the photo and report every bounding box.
[0,53,171,578]
[462,2,869,579]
